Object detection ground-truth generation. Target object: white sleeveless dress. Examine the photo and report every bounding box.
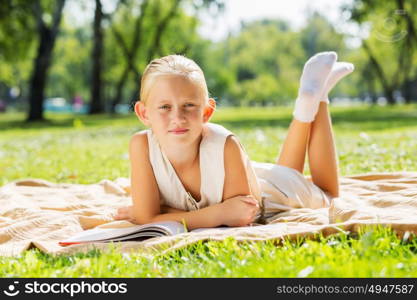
[147,123,330,223]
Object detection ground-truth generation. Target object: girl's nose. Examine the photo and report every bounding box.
[171,107,186,123]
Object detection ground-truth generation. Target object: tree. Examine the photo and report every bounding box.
[27,0,66,121]
[47,21,91,103]
[105,0,222,112]
[0,1,34,107]
[345,0,417,104]
[213,19,305,106]
[89,0,104,114]
[0,0,67,120]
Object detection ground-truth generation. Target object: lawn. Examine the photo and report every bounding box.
[1,104,417,277]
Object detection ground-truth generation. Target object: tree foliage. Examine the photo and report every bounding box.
[345,0,417,103]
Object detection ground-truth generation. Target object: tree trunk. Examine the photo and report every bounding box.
[111,0,181,113]
[129,86,140,108]
[89,0,104,114]
[27,0,65,121]
[362,41,397,105]
[110,0,149,113]
[402,78,417,103]
[385,89,396,105]
[27,31,52,121]
[146,0,181,63]
[365,72,377,104]
[110,68,130,113]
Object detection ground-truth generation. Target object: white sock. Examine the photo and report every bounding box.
[320,62,355,103]
[293,52,337,123]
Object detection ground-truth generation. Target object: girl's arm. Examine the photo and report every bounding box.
[129,132,225,230]
[216,135,260,225]
[160,205,184,213]
[222,135,254,200]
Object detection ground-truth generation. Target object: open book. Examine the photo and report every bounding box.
[59,221,231,246]
[59,221,188,246]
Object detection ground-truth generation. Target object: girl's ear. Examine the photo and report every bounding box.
[134,101,151,126]
[203,98,216,123]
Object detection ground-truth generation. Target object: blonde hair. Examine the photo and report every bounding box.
[139,54,209,104]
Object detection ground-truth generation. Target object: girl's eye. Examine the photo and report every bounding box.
[185,103,196,107]
[159,105,170,110]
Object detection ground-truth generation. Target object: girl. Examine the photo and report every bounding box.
[115,53,354,229]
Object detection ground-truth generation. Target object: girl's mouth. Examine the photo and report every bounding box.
[169,128,189,135]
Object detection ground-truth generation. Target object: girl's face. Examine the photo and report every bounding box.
[135,74,215,147]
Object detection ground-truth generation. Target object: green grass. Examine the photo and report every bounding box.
[1,226,416,277]
[1,104,417,277]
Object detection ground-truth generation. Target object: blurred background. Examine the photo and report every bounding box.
[0,0,416,121]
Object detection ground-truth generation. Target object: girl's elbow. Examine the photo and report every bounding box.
[132,209,158,225]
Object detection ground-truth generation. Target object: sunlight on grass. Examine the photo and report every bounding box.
[0,225,416,277]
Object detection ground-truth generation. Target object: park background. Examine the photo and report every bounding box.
[1,0,417,277]
[1,0,416,117]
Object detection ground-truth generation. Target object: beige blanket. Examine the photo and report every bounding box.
[1,173,417,257]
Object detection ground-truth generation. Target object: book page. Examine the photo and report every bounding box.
[60,221,186,244]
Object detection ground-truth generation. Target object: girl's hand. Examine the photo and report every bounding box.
[113,205,135,222]
[219,195,260,227]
